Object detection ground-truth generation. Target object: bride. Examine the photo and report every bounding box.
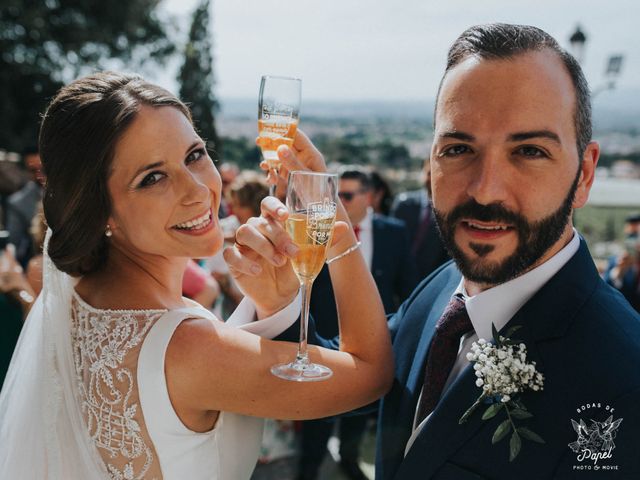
[0,72,393,479]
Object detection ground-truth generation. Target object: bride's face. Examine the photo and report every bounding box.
[106,105,223,260]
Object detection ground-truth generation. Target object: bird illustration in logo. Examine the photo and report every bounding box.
[568,416,623,453]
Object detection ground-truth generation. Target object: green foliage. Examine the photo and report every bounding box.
[574,205,640,246]
[178,0,219,155]
[597,151,640,168]
[220,136,261,170]
[0,0,175,152]
[312,133,419,167]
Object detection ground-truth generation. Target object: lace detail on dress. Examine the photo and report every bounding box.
[71,292,166,480]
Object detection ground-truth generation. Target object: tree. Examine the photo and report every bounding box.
[177,0,220,158]
[0,0,175,153]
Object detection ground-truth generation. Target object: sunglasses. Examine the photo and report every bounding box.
[338,190,367,202]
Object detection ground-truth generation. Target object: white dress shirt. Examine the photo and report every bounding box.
[405,229,580,454]
[356,208,374,271]
[227,291,301,338]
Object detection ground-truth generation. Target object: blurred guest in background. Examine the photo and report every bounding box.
[0,234,36,318]
[0,232,36,388]
[218,162,240,218]
[1,204,46,387]
[182,258,220,310]
[6,146,45,267]
[0,151,29,229]
[24,202,47,296]
[604,213,640,311]
[228,171,269,226]
[207,171,270,319]
[391,157,449,280]
[369,170,393,216]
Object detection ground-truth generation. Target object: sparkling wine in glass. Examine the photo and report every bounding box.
[258,75,301,196]
[271,171,338,381]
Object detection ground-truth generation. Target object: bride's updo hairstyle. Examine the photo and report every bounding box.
[39,71,192,276]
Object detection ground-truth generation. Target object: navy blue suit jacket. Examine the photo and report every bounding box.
[302,238,640,479]
[310,214,418,338]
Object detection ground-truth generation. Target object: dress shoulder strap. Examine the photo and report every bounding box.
[138,307,216,435]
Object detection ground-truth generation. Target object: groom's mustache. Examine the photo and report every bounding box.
[439,199,530,232]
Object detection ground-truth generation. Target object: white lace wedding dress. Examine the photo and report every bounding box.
[70,291,264,480]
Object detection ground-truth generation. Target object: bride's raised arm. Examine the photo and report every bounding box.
[165,131,394,420]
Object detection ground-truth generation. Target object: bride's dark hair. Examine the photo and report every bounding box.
[40,71,192,276]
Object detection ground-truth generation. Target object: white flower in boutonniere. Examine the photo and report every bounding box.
[459,324,546,462]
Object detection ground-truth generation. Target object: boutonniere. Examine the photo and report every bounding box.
[459,324,546,461]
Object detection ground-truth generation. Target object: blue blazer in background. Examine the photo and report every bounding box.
[310,214,418,338]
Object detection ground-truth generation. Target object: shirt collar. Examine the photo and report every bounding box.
[357,207,374,231]
[454,228,580,341]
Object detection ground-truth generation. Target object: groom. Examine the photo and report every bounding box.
[303,24,640,479]
[235,23,640,479]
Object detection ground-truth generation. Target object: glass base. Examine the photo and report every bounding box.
[271,360,333,382]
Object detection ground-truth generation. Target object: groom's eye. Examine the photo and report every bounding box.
[440,144,471,157]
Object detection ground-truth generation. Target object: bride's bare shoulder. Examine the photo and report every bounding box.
[163,315,236,413]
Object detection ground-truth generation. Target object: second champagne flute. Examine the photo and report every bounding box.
[258,75,301,196]
[271,171,338,381]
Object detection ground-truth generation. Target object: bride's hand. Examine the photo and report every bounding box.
[224,196,347,319]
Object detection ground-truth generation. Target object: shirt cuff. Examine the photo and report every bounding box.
[225,292,301,339]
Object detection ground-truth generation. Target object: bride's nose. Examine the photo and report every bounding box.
[179,170,210,205]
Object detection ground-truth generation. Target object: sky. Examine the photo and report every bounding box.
[159,0,639,106]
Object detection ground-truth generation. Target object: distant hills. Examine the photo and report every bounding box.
[220,87,640,132]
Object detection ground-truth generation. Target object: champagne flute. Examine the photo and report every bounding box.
[258,75,301,196]
[271,171,338,381]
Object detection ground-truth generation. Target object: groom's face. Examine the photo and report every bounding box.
[430,49,598,286]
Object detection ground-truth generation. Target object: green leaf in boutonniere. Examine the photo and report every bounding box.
[509,431,522,462]
[517,427,545,444]
[481,403,503,420]
[459,323,545,462]
[492,419,511,444]
[510,408,534,420]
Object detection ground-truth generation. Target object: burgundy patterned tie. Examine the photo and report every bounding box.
[415,295,473,425]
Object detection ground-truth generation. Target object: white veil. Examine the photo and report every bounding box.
[0,229,107,479]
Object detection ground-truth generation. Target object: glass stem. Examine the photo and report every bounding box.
[268,166,280,197]
[296,279,313,364]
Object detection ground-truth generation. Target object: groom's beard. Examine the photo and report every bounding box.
[433,168,580,285]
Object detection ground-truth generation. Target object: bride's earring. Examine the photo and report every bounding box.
[105,225,113,238]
